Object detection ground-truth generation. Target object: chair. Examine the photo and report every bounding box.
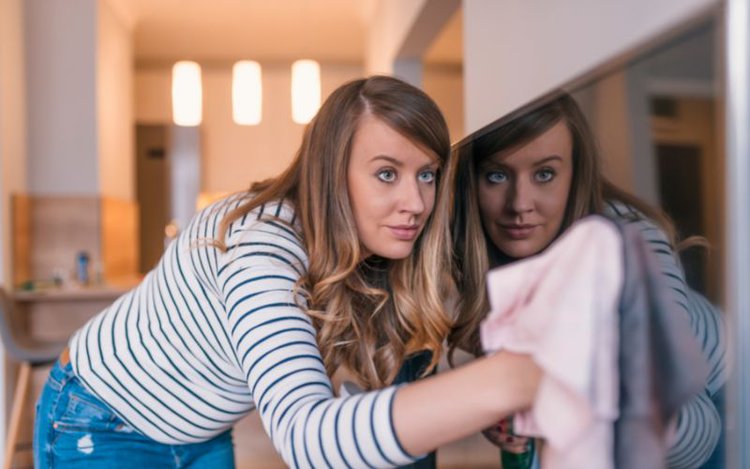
[0,289,66,469]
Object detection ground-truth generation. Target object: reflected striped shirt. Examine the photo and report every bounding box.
[604,201,727,469]
[70,194,416,468]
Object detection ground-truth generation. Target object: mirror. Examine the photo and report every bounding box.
[457,14,723,302]
[454,10,729,468]
[569,16,722,302]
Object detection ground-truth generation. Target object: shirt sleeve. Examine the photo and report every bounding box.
[604,201,725,468]
[216,203,416,468]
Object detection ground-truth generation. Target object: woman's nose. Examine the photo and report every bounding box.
[507,179,534,214]
[399,180,426,215]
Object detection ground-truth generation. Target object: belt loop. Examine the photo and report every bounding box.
[59,346,70,367]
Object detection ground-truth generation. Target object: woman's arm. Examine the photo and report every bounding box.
[393,351,539,456]
[218,202,540,468]
[666,392,721,468]
[666,288,727,468]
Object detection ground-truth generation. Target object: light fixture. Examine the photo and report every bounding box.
[171,61,202,126]
[232,61,262,125]
[291,60,321,124]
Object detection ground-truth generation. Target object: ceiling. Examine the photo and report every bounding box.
[109,0,462,66]
[112,0,377,63]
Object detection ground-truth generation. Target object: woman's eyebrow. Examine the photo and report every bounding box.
[369,155,402,165]
[478,157,504,169]
[533,155,563,166]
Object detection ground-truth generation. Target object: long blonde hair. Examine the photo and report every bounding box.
[449,93,687,360]
[218,76,454,389]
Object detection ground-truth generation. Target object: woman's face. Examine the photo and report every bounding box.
[476,120,574,259]
[347,113,439,260]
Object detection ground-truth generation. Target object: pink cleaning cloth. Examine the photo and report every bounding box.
[481,217,623,469]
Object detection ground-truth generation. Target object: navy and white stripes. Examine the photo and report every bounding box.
[70,194,416,468]
[604,201,727,468]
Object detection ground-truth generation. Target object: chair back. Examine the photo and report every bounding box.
[0,288,26,361]
[0,288,64,365]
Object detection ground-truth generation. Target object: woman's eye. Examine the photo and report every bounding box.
[486,171,508,184]
[377,169,397,182]
[535,168,555,183]
[418,170,436,184]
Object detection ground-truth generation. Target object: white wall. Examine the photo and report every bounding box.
[135,62,362,193]
[366,0,428,75]
[202,64,302,192]
[365,0,463,139]
[367,0,460,89]
[133,69,171,124]
[97,0,134,200]
[463,0,720,135]
[423,65,464,143]
[24,0,99,195]
[24,0,134,198]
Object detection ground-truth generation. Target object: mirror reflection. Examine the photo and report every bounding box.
[569,17,722,302]
[451,14,726,468]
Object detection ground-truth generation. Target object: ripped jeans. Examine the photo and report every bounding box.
[33,359,235,468]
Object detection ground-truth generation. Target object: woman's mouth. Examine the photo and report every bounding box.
[500,224,538,240]
[388,224,420,241]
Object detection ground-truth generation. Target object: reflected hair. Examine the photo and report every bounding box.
[449,93,683,360]
[217,76,454,389]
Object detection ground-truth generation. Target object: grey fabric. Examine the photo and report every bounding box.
[614,219,709,469]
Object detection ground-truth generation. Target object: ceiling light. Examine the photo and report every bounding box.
[291,60,321,124]
[172,61,202,126]
[232,61,262,125]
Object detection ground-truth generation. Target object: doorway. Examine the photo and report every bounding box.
[135,124,170,273]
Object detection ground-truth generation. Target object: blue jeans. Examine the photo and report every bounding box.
[33,359,235,468]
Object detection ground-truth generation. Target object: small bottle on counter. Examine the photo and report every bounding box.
[76,251,90,286]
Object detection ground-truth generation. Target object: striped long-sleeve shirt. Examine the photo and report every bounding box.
[604,201,727,469]
[70,194,417,468]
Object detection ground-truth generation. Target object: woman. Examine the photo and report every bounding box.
[450,93,726,468]
[33,76,541,468]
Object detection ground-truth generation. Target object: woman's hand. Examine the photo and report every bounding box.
[481,417,532,453]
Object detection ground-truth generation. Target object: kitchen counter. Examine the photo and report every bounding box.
[11,284,132,342]
[12,285,129,302]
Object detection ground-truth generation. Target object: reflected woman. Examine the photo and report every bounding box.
[450,94,726,468]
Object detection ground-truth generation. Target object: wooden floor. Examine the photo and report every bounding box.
[234,349,501,468]
[234,411,500,468]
